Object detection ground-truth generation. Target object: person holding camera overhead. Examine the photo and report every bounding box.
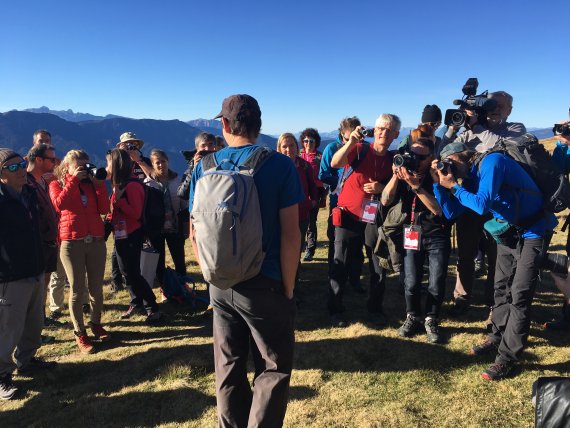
[442,86,527,315]
[49,150,110,354]
[328,114,400,327]
[381,125,453,343]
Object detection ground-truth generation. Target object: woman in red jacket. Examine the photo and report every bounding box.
[299,128,326,261]
[49,150,110,354]
[106,149,162,323]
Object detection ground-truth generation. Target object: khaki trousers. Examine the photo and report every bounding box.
[60,239,106,332]
[48,248,67,313]
[0,274,44,375]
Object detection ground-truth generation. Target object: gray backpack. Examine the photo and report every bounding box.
[191,147,274,289]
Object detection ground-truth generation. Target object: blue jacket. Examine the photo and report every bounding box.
[434,153,557,239]
[552,141,570,174]
[318,138,343,208]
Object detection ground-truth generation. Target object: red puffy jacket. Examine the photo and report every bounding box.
[108,181,144,235]
[49,175,110,241]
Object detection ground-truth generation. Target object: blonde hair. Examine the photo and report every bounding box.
[54,149,89,184]
[277,133,299,155]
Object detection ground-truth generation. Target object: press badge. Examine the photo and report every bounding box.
[114,220,128,240]
[360,199,379,223]
[403,225,422,251]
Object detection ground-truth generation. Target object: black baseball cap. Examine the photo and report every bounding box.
[214,94,261,121]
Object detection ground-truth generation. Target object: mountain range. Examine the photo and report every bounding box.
[0,109,276,174]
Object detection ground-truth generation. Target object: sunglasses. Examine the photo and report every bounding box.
[2,160,28,172]
[39,156,57,163]
[303,138,315,144]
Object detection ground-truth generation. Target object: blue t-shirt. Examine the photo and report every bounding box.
[435,153,557,238]
[189,145,305,281]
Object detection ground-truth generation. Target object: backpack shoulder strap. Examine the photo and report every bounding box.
[200,153,218,172]
[239,147,274,176]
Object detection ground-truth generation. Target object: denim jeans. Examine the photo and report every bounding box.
[403,235,450,319]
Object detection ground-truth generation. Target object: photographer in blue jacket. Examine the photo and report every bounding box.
[432,142,557,381]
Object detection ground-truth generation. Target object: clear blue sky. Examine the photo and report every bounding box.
[1,0,569,134]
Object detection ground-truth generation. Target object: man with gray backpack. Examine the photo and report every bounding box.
[189,94,304,427]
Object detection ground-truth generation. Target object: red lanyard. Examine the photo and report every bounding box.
[410,195,418,224]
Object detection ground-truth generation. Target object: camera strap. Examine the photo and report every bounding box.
[410,195,418,225]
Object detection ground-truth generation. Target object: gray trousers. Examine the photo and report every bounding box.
[211,275,296,428]
[0,274,44,375]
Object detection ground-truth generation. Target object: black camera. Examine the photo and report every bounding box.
[393,151,419,173]
[360,127,374,138]
[125,143,139,151]
[435,159,455,176]
[84,163,108,180]
[553,123,570,137]
[535,251,569,278]
[444,78,498,128]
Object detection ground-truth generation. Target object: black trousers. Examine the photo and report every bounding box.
[488,237,543,364]
[328,214,385,315]
[454,210,496,306]
[326,208,363,285]
[115,228,158,313]
[149,230,186,284]
[111,246,123,286]
[305,205,319,253]
[211,275,296,428]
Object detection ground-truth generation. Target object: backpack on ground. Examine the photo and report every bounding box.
[474,133,570,214]
[161,267,209,308]
[190,147,274,290]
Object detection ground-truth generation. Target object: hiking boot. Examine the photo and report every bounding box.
[75,331,94,354]
[448,298,470,317]
[424,317,442,344]
[145,312,164,325]
[89,322,111,341]
[41,334,55,345]
[470,339,498,356]
[481,362,515,381]
[330,313,347,328]
[15,357,57,376]
[303,250,314,262]
[82,303,91,314]
[44,315,67,328]
[0,374,18,400]
[398,314,423,338]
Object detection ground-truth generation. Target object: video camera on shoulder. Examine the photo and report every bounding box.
[444,78,498,128]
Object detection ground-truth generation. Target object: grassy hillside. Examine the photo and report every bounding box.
[1,140,569,427]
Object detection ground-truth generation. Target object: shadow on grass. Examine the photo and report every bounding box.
[3,344,215,427]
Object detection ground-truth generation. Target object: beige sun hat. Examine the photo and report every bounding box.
[117,131,144,149]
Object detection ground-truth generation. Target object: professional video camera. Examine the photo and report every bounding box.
[79,163,107,181]
[435,159,456,176]
[444,78,498,128]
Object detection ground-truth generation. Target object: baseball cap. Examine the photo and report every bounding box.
[214,94,261,121]
[439,141,472,159]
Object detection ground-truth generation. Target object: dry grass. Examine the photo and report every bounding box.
[1,140,569,427]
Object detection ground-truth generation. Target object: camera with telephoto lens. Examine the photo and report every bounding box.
[553,123,570,137]
[535,251,569,278]
[393,150,420,174]
[444,78,498,128]
[436,159,456,176]
[83,163,108,180]
[360,127,374,138]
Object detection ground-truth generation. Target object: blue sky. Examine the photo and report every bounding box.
[1,0,569,134]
